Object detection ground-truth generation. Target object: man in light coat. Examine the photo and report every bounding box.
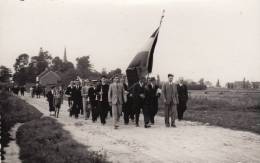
[162,74,179,127]
[108,75,125,129]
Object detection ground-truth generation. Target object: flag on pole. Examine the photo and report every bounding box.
[126,27,161,88]
[126,10,165,89]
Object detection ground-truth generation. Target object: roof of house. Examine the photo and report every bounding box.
[37,68,50,78]
[40,71,61,81]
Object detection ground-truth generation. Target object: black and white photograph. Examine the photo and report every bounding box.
[0,0,260,162]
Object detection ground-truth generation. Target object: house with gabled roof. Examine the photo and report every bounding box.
[36,68,61,87]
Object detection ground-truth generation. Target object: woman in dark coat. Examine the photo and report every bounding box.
[46,86,55,116]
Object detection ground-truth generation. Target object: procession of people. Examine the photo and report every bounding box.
[13,73,188,130]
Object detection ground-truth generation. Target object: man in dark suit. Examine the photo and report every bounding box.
[35,83,41,98]
[162,74,179,127]
[96,76,110,125]
[71,80,82,118]
[177,77,188,120]
[88,81,98,122]
[121,77,133,125]
[147,77,161,125]
[46,86,55,116]
[132,77,146,127]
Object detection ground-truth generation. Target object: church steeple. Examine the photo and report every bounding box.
[63,47,67,63]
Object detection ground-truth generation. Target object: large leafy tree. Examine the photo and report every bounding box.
[51,56,63,72]
[61,61,74,72]
[13,48,53,84]
[13,53,29,72]
[0,66,12,82]
[76,56,93,78]
[107,68,122,78]
[13,54,30,85]
[59,68,77,86]
[34,48,52,75]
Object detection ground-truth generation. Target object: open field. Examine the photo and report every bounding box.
[159,88,260,134]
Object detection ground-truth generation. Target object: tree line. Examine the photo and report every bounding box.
[3,47,122,86]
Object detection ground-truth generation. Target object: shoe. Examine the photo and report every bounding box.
[124,122,129,125]
[144,124,151,128]
[114,126,118,129]
[171,124,176,127]
[136,124,140,127]
[165,124,170,127]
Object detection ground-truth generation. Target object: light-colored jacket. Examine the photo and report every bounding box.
[81,86,89,98]
[162,82,179,105]
[108,83,124,105]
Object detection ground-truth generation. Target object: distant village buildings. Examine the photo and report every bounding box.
[226,78,260,89]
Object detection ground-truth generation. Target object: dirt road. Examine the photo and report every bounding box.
[21,95,260,163]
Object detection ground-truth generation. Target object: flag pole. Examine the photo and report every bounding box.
[159,9,165,29]
[146,10,165,82]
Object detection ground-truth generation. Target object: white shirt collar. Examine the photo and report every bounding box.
[139,81,143,87]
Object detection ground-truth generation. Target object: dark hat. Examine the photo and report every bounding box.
[168,74,174,77]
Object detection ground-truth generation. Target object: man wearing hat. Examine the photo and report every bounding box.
[162,74,179,127]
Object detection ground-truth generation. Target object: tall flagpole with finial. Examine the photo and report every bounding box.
[147,9,165,82]
[159,9,165,28]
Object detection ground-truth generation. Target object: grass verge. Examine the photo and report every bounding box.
[0,90,43,160]
[1,90,109,163]
[17,117,109,163]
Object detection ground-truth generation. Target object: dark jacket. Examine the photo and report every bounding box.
[132,82,145,108]
[95,84,109,102]
[46,90,54,103]
[88,87,96,101]
[144,84,160,106]
[177,84,188,103]
[65,86,73,96]
[71,86,82,102]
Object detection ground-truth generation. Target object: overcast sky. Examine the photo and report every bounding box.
[0,0,260,84]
